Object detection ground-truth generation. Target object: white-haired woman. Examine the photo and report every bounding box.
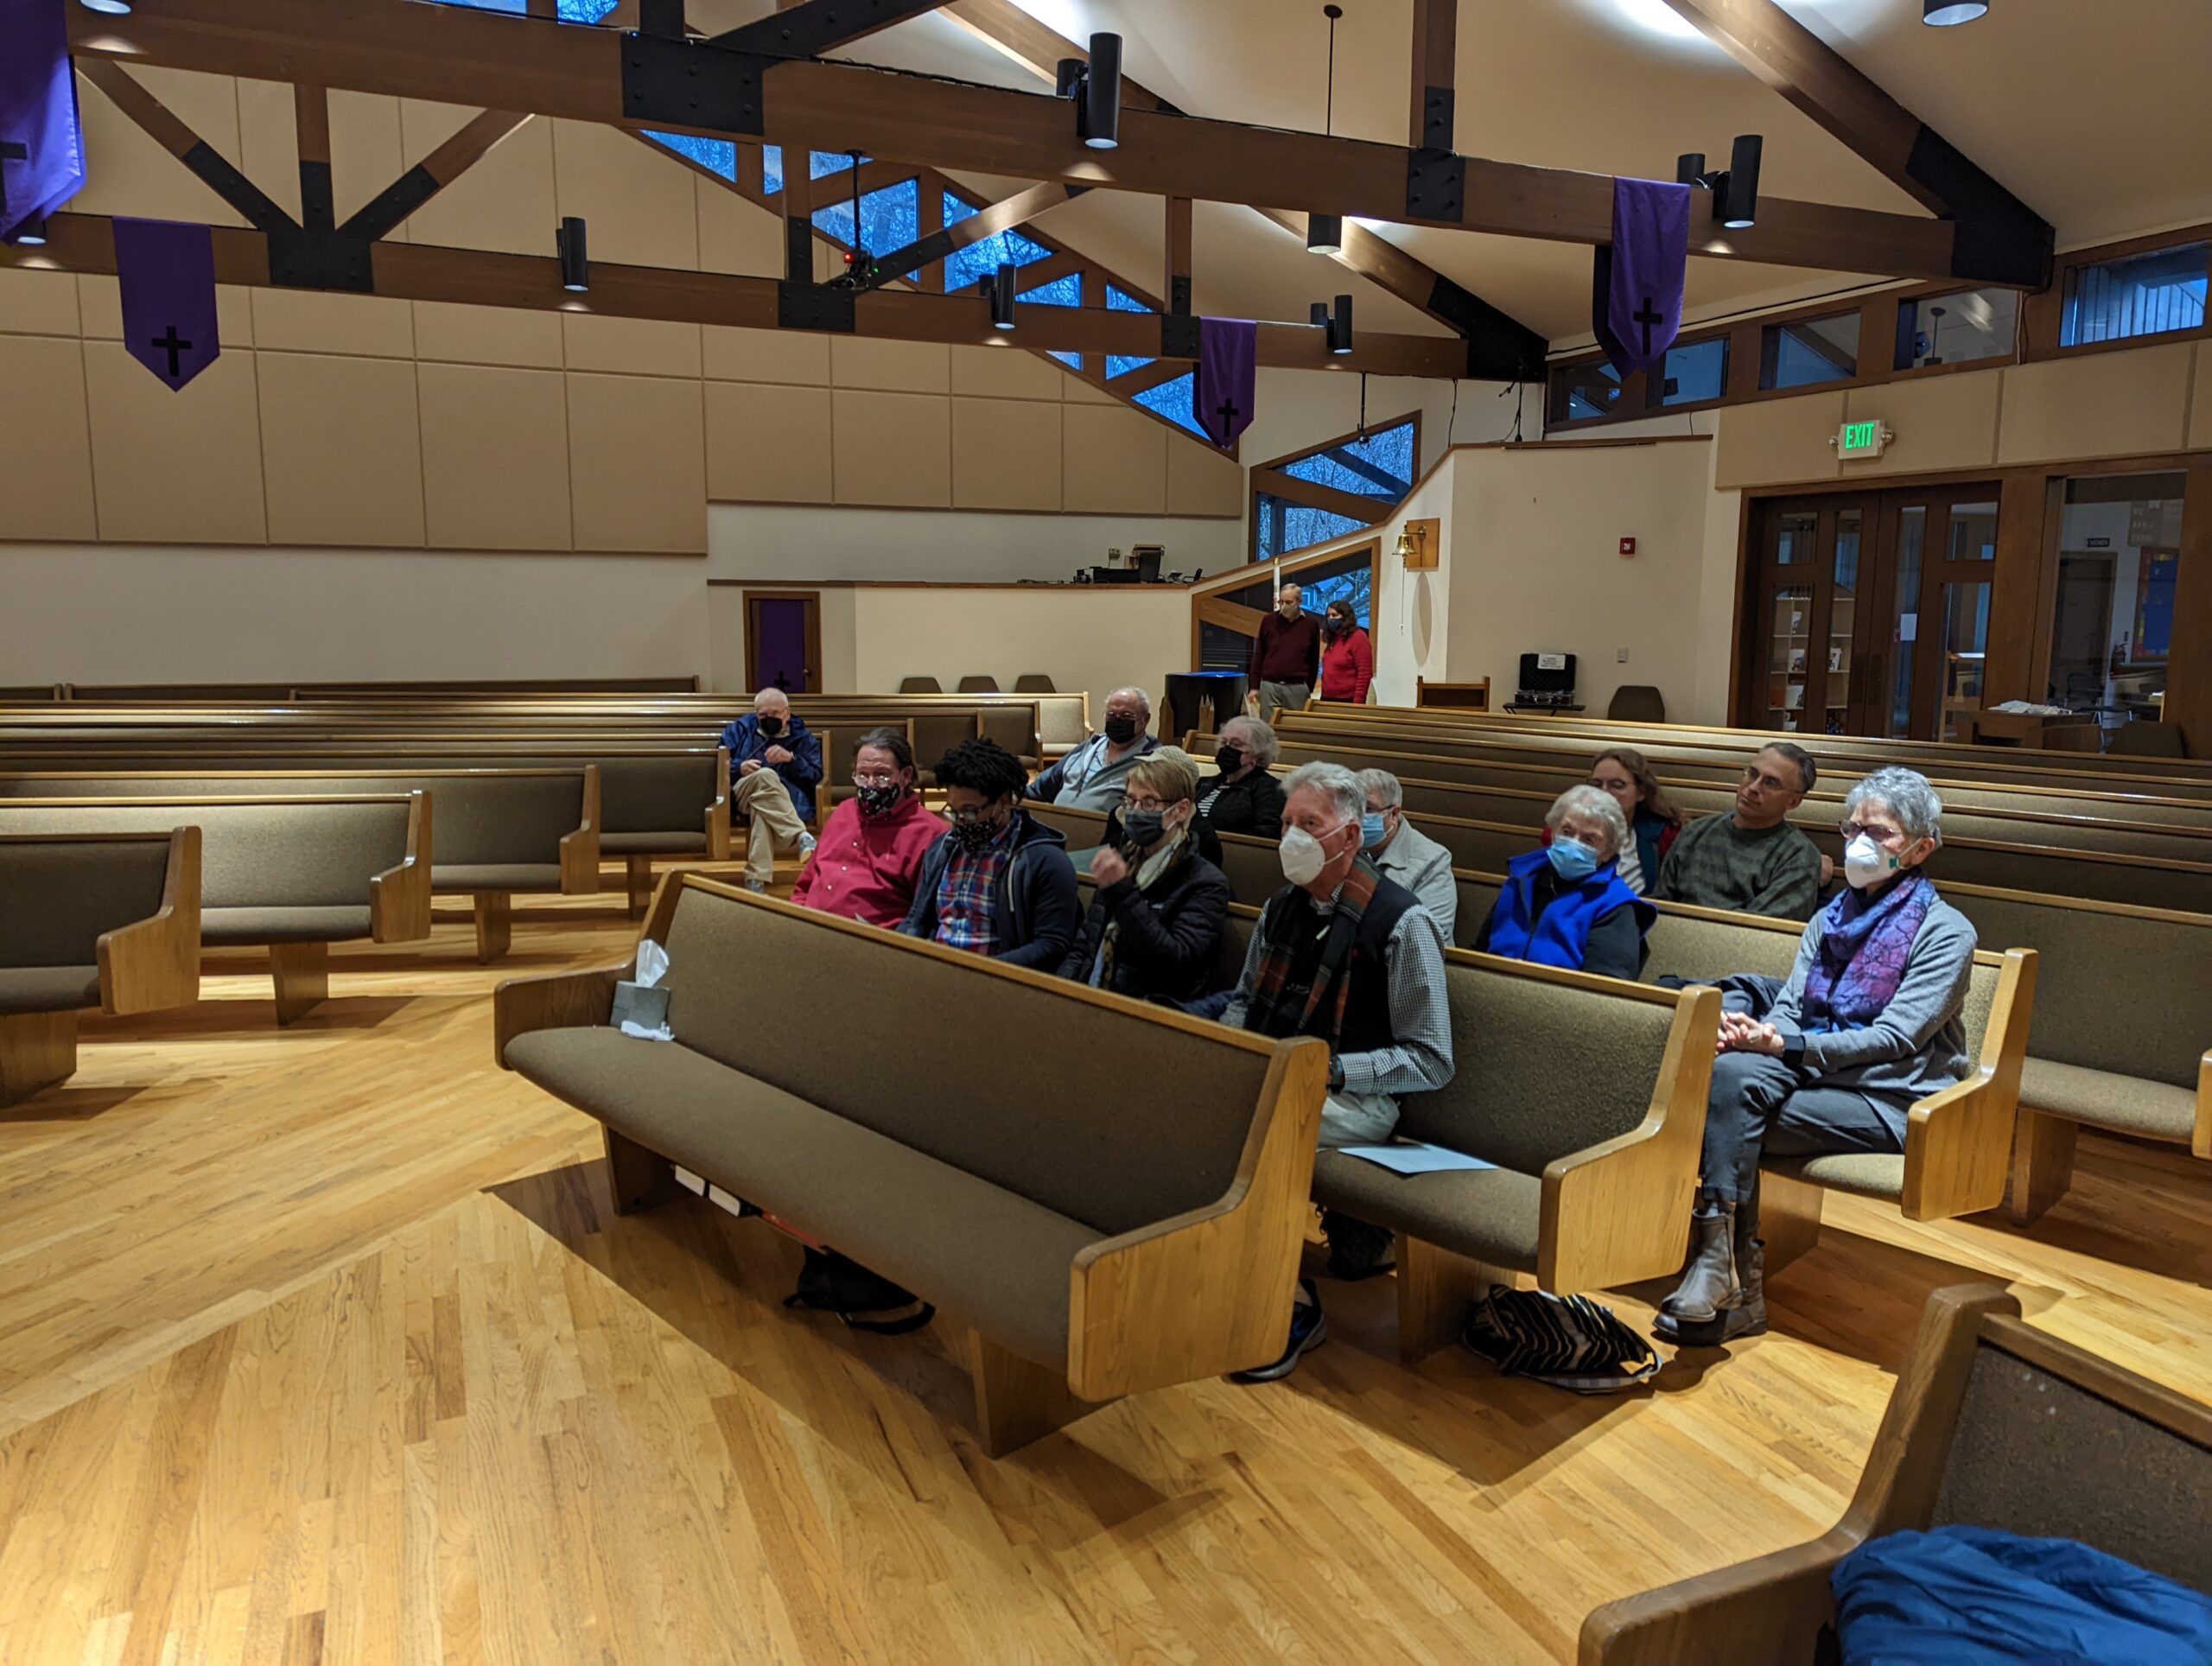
[1194,715,1286,841]
[1472,785,1654,981]
[1660,766,1977,1346]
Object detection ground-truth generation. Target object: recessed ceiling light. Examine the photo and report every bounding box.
[79,0,134,14]
[1923,0,1990,22]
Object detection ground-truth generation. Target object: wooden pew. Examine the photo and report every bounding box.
[495,876,1326,1455]
[0,795,429,1023]
[0,769,594,963]
[0,828,201,1104]
[1580,1283,2212,1665]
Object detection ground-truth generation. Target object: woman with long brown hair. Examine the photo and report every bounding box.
[1585,746,1683,896]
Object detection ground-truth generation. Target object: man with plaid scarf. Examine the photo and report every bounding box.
[1220,760,1454,1382]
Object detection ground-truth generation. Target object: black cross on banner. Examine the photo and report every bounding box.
[0,141,27,217]
[1214,397,1241,433]
[150,326,193,380]
[1633,295,1663,355]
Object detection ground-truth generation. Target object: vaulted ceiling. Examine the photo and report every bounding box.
[773,0,2212,347]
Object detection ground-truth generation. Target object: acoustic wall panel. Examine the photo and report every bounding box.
[397,101,555,256]
[1167,431,1245,518]
[949,344,1065,400]
[563,315,703,378]
[0,335,97,541]
[707,382,834,504]
[830,336,950,394]
[831,389,952,507]
[417,362,573,551]
[552,120,699,271]
[704,326,830,385]
[0,269,80,338]
[696,176,784,278]
[1999,343,2194,465]
[567,372,707,552]
[251,289,417,360]
[257,352,426,548]
[411,302,565,369]
[951,398,1062,511]
[84,342,268,545]
[1064,404,1166,513]
[1841,372,1999,478]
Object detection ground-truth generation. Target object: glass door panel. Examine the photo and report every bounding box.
[1824,509,1862,734]
[1767,583,1815,731]
[1886,506,1926,736]
[1941,581,1992,740]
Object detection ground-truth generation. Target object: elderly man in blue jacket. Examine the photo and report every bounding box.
[717,687,822,892]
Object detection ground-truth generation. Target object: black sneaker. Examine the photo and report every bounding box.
[1231,1283,1327,1383]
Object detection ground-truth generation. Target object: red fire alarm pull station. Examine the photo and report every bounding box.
[1619,537,1637,557]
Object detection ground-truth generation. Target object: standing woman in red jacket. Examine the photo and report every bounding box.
[1317,600,1374,703]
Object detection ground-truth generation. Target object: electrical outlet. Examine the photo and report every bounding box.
[1617,647,1630,663]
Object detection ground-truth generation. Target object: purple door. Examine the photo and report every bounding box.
[751,597,813,693]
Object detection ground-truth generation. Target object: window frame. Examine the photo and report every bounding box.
[1245,412,1422,566]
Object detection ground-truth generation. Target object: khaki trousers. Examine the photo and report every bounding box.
[734,768,807,886]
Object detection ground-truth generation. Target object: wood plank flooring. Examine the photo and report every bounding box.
[2,887,2208,1663]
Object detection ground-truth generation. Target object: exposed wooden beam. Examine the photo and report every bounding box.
[74,59,296,234]
[294,85,333,232]
[709,0,952,55]
[852,179,1077,291]
[1409,0,1456,151]
[340,110,531,244]
[1249,471,1389,525]
[66,0,1982,283]
[1659,0,2050,285]
[947,0,1542,376]
[10,211,1470,377]
[1165,195,1192,317]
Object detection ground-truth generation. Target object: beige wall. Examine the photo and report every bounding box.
[1714,338,2209,490]
[0,544,709,686]
[1369,465,1456,708]
[1443,442,1716,722]
[709,503,1242,583]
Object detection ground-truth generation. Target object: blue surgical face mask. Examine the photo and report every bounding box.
[1546,837,1599,882]
[1359,811,1388,851]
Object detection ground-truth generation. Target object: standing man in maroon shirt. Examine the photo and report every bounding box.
[1248,582,1322,727]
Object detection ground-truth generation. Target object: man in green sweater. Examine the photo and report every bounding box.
[1650,741,1824,921]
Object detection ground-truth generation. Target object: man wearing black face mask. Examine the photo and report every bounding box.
[717,687,823,893]
[1025,684,1159,813]
[900,738,1078,970]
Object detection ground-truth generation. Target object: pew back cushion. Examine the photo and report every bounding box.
[0,833,175,1014]
[595,754,720,853]
[658,893,1272,1237]
[0,798,407,944]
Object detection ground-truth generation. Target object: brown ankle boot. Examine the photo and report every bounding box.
[1660,1194,1739,1323]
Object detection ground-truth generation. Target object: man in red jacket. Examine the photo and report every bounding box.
[790,728,949,928]
[1247,582,1321,726]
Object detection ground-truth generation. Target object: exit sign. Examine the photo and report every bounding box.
[1835,418,1893,461]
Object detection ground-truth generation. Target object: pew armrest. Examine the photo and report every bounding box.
[2195,1051,2210,1162]
[1540,984,1720,1294]
[1065,1038,1328,1402]
[1576,1531,1852,1666]
[370,791,434,943]
[707,747,732,861]
[493,962,630,1068]
[559,766,602,895]
[1902,949,2036,1222]
[96,824,201,1017]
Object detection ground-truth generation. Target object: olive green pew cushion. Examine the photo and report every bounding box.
[1310,1157,1542,1269]
[2015,1059,2196,1144]
[0,966,104,1014]
[200,906,374,946]
[0,836,168,968]
[505,1027,1096,1365]
[600,831,709,855]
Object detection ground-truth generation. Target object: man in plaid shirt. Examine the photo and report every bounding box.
[899,739,1078,972]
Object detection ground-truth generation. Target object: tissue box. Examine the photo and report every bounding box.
[610,981,670,1032]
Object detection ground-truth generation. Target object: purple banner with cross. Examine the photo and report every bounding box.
[1591,175,1691,378]
[115,217,221,392]
[1196,316,1257,452]
[0,0,87,242]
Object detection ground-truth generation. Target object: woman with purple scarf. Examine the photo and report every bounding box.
[1658,766,1976,1345]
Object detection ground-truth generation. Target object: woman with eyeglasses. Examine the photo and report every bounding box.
[790,727,949,928]
[1659,766,1977,1347]
[1057,747,1232,1003]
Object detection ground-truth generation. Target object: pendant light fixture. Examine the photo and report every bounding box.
[1306,5,1345,256]
[556,216,589,292]
[988,260,1018,330]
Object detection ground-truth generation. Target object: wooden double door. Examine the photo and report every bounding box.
[1743,484,2002,741]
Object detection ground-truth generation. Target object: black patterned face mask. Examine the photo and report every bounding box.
[950,814,1001,853]
[855,783,903,816]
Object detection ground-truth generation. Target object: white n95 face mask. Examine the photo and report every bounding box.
[1843,832,1897,890]
[1279,826,1330,886]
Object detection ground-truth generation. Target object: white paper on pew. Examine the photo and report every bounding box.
[1338,1141,1497,1176]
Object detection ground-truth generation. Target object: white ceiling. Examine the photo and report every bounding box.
[749,0,2212,350]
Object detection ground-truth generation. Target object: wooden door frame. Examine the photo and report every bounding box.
[742,588,824,696]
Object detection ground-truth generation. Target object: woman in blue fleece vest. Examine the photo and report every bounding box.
[1474,785,1655,982]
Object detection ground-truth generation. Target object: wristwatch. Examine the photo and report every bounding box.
[1781,1039,1806,1070]
[1327,1059,1345,1091]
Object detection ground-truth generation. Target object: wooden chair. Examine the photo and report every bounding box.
[957,675,1001,693]
[1580,1284,2212,1664]
[897,676,942,694]
[1607,684,1668,723]
[1013,674,1056,693]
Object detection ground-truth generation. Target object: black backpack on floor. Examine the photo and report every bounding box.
[785,1248,935,1335]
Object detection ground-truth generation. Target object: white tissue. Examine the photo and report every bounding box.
[635,938,670,987]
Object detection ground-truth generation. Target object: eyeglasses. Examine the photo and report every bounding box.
[1740,764,1798,794]
[1840,819,1910,849]
[948,806,1000,826]
[853,773,899,790]
[1119,794,1168,813]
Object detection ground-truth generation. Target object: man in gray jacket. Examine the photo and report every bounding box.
[1027,686,1158,813]
[1659,767,1975,1347]
[1357,769,1458,941]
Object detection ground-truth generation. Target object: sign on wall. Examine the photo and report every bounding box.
[1833,418,1893,461]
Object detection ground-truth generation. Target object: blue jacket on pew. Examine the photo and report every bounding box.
[717,712,823,823]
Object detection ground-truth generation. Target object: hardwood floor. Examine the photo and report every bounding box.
[1,887,2207,1663]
